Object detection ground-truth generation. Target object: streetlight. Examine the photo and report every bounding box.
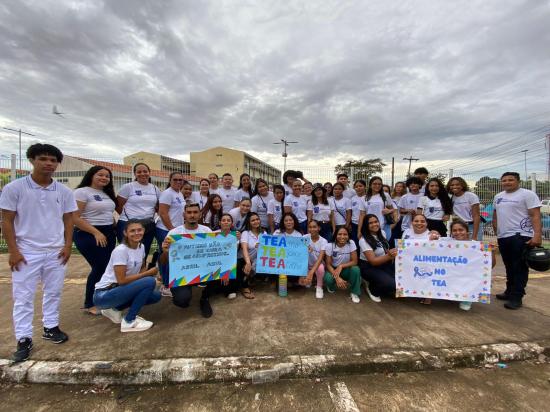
[3,127,35,173]
[273,138,298,172]
[520,149,528,181]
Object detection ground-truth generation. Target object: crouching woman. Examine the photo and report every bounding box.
[93,219,161,332]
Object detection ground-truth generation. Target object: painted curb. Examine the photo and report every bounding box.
[1,340,548,385]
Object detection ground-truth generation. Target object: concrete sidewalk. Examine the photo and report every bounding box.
[1,255,550,384]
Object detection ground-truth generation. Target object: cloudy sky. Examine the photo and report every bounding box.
[0,0,549,178]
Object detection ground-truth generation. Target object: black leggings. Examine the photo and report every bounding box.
[359,260,396,297]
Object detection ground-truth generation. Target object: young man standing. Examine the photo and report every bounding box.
[0,143,77,362]
[413,167,429,193]
[160,203,214,318]
[337,173,356,199]
[493,172,542,310]
[217,173,237,213]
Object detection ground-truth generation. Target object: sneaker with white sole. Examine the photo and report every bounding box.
[459,301,472,311]
[120,316,153,332]
[102,308,123,324]
[160,285,173,297]
[366,285,381,303]
[350,293,361,303]
[315,286,324,299]
[326,285,335,293]
[227,292,237,299]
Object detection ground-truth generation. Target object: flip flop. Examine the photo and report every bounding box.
[241,289,255,299]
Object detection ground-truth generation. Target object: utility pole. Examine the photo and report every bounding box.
[391,157,395,187]
[3,127,35,174]
[403,155,419,177]
[273,138,298,173]
[520,149,528,181]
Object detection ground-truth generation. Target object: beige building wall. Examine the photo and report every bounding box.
[123,151,162,170]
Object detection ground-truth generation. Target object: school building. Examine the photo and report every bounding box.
[123,151,191,175]
[190,146,281,187]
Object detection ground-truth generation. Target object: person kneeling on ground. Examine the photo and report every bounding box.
[358,214,398,303]
[93,219,161,332]
[160,203,214,318]
[324,226,362,303]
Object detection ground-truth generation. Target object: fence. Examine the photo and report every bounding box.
[0,153,549,251]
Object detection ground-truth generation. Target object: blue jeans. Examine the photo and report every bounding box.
[299,220,308,234]
[351,223,359,248]
[73,225,116,308]
[319,222,333,242]
[93,277,161,322]
[117,220,155,258]
[498,234,531,301]
[155,227,169,286]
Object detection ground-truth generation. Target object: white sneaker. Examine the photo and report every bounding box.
[366,285,382,303]
[459,301,472,311]
[120,316,153,332]
[160,285,173,297]
[350,293,361,304]
[227,293,237,300]
[315,286,324,299]
[101,308,122,324]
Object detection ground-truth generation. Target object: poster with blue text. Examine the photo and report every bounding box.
[168,232,237,287]
[255,234,308,276]
[396,239,492,303]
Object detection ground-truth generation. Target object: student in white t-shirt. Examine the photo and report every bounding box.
[493,172,542,309]
[350,179,366,247]
[208,173,221,195]
[93,220,160,333]
[360,177,395,241]
[302,220,328,299]
[398,176,424,233]
[0,144,78,362]
[284,180,309,234]
[390,181,407,242]
[330,182,352,234]
[324,227,362,303]
[358,214,398,303]
[268,185,285,234]
[337,173,357,199]
[116,162,160,258]
[307,183,333,241]
[200,194,224,231]
[233,212,264,299]
[251,178,274,231]
[447,177,482,240]
[73,166,117,316]
[229,198,252,231]
[160,203,216,318]
[301,181,313,203]
[401,214,441,241]
[218,173,238,213]
[155,172,186,297]
[234,173,254,207]
[216,213,240,299]
[192,179,211,211]
[324,182,333,198]
[182,180,194,206]
[416,178,452,237]
[282,170,310,197]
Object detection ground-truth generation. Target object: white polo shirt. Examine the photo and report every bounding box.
[218,187,238,213]
[325,241,356,267]
[398,192,423,230]
[234,188,253,203]
[417,196,444,220]
[363,194,392,226]
[267,199,283,227]
[350,195,366,225]
[118,181,159,221]
[451,192,480,223]
[307,200,332,222]
[284,194,308,223]
[95,243,144,290]
[493,188,541,238]
[330,197,351,226]
[156,187,184,231]
[303,234,328,268]
[251,192,274,228]
[358,234,387,260]
[238,230,263,260]
[229,207,248,231]
[0,176,77,253]
[74,186,115,226]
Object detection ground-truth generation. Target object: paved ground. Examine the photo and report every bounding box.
[1,254,549,362]
[1,359,549,411]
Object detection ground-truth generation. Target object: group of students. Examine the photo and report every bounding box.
[0,143,542,363]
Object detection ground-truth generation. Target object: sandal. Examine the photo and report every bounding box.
[420,298,432,305]
[84,307,102,316]
[241,288,255,299]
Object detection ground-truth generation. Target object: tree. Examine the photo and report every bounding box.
[334,158,386,181]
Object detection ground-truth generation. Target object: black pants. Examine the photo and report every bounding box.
[390,217,404,247]
[498,234,531,301]
[171,283,212,308]
[319,222,332,242]
[226,258,251,294]
[426,219,447,237]
[359,260,396,297]
[73,225,116,308]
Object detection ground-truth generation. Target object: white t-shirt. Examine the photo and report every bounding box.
[251,192,274,228]
[118,182,159,221]
[398,192,423,230]
[283,183,293,197]
[156,187,184,230]
[238,230,262,260]
[229,207,248,231]
[307,200,332,222]
[0,176,77,253]
[452,192,480,223]
[95,243,145,290]
[343,187,356,199]
[303,234,328,268]
[402,228,431,240]
[167,224,212,237]
[273,229,302,237]
[350,195,366,225]
[74,186,115,226]
[209,187,221,196]
[191,191,210,210]
[218,187,238,213]
[493,188,541,238]
[358,235,387,261]
[267,199,283,228]
[363,194,392,226]
[417,196,445,220]
[330,197,351,226]
[325,241,357,267]
[234,188,253,203]
[284,194,308,223]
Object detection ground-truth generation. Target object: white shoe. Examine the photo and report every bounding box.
[315,287,324,299]
[120,316,153,332]
[366,285,381,303]
[350,293,361,304]
[227,293,237,300]
[101,308,122,324]
[160,285,173,297]
[459,301,472,311]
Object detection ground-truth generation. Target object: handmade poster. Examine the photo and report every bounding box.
[168,232,237,287]
[395,239,492,303]
[255,234,308,276]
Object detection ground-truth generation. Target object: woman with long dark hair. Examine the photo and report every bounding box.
[446,177,482,240]
[307,183,332,240]
[417,178,453,236]
[251,178,274,231]
[359,176,394,240]
[73,166,117,315]
[192,178,211,211]
[268,185,285,233]
[234,173,254,207]
[200,193,224,231]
